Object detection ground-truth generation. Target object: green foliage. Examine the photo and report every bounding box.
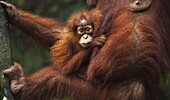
[13,0,24,6]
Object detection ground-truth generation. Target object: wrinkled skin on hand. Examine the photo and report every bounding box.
[3,62,25,94]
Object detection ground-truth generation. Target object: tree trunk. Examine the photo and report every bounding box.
[0,3,14,100]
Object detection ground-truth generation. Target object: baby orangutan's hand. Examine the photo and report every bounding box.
[93,34,106,47]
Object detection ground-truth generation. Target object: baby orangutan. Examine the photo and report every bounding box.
[51,10,106,75]
[1,1,106,98]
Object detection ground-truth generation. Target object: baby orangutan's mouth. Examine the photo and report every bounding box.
[81,42,92,48]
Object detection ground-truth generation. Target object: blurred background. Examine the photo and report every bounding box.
[7,0,170,99]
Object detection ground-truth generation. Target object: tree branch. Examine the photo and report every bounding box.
[0,2,14,100]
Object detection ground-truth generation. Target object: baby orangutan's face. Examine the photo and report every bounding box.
[76,19,94,48]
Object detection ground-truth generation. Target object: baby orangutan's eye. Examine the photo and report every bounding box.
[85,25,93,34]
[77,26,85,35]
